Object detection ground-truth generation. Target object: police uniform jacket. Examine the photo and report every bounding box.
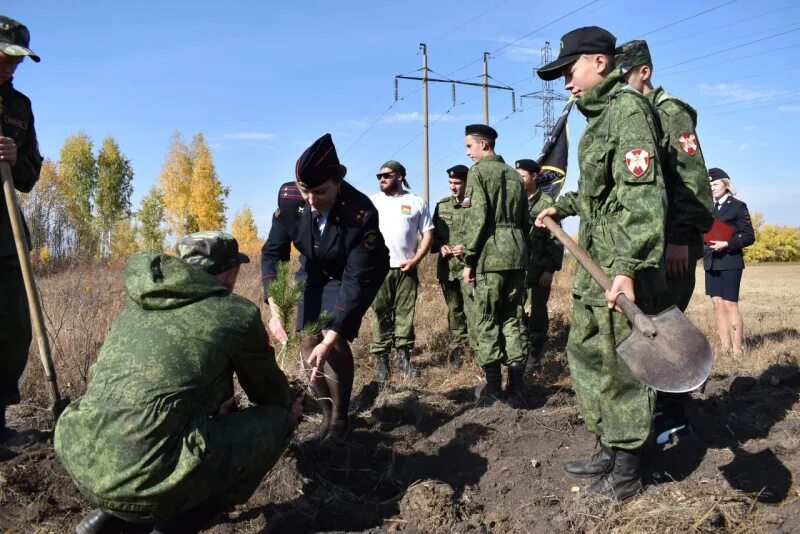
[703,196,755,271]
[261,180,390,341]
[0,79,42,256]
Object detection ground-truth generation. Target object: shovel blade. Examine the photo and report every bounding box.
[617,306,712,393]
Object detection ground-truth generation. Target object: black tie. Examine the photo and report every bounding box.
[311,211,322,255]
[714,201,720,212]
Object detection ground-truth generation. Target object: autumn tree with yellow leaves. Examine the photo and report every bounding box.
[158,132,228,239]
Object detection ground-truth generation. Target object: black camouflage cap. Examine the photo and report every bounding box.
[537,26,616,81]
[465,124,498,140]
[615,40,651,74]
[176,231,250,275]
[515,159,540,173]
[295,133,347,189]
[446,164,469,180]
[0,16,40,62]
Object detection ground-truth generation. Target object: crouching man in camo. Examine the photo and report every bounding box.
[55,232,303,534]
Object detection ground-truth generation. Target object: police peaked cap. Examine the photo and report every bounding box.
[446,165,469,180]
[537,26,616,81]
[515,159,540,173]
[465,124,498,140]
[295,133,347,188]
[708,168,730,182]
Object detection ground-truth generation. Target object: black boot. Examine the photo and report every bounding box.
[375,353,390,382]
[564,440,615,478]
[588,448,642,501]
[397,348,418,378]
[475,363,502,406]
[74,509,136,534]
[525,335,545,375]
[506,363,527,408]
[449,347,463,368]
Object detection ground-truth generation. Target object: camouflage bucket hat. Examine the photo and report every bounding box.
[0,16,40,62]
[615,40,650,74]
[176,231,250,275]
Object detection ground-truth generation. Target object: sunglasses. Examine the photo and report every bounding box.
[376,172,396,180]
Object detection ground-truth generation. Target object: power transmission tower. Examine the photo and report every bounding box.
[520,41,568,142]
[394,45,515,204]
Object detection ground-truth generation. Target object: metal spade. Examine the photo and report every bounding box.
[541,216,712,393]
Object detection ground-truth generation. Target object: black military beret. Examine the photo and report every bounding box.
[295,133,347,189]
[465,124,498,140]
[446,165,469,180]
[537,26,616,81]
[708,167,729,182]
[515,159,541,173]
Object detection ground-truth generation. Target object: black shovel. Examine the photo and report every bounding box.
[541,216,712,393]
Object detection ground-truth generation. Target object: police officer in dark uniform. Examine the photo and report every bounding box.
[262,133,390,443]
[704,167,754,356]
[0,15,42,444]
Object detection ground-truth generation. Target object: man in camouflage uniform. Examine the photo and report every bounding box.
[514,159,563,374]
[461,124,529,406]
[0,15,42,444]
[432,164,473,367]
[615,39,714,444]
[55,233,302,534]
[536,26,668,500]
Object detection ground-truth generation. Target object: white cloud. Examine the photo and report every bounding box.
[223,132,278,141]
[697,83,785,104]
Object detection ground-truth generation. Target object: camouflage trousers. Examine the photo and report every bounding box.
[0,255,32,406]
[85,405,291,523]
[472,270,527,367]
[524,283,552,358]
[369,268,418,355]
[440,280,470,350]
[567,299,657,450]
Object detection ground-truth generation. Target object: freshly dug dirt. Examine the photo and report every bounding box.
[2,362,799,533]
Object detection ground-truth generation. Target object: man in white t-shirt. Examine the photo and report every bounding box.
[369,160,434,380]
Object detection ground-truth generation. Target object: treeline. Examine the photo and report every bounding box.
[744,213,800,263]
[19,131,261,266]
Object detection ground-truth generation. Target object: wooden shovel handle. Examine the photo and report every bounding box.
[541,215,654,335]
[0,97,64,420]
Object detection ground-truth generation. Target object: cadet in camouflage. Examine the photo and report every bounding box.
[431,164,474,366]
[56,232,299,531]
[616,39,715,445]
[461,124,529,406]
[537,26,668,501]
[0,15,43,444]
[515,159,564,374]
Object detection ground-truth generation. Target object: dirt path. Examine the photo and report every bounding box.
[2,362,799,533]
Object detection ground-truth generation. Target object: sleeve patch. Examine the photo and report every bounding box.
[624,149,651,178]
[678,132,698,155]
[363,230,378,250]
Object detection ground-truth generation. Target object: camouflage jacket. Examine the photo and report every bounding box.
[55,252,292,514]
[649,86,714,249]
[527,190,564,285]
[462,155,529,273]
[431,194,469,282]
[555,70,667,305]
[0,79,42,256]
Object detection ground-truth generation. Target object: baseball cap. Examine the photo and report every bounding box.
[615,40,651,74]
[176,231,250,275]
[536,26,616,81]
[0,16,40,62]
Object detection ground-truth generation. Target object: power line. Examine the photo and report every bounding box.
[660,26,800,71]
[430,0,511,44]
[631,0,738,39]
[658,42,800,78]
[704,97,800,117]
[700,89,800,110]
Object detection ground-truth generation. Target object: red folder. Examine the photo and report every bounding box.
[703,218,735,245]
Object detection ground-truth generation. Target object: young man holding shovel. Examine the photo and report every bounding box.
[535,26,668,500]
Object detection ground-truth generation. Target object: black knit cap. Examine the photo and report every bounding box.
[537,26,616,81]
[515,159,541,173]
[465,124,498,140]
[446,165,469,180]
[295,133,347,188]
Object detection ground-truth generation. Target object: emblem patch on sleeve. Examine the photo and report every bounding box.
[624,149,651,178]
[363,231,378,250]
[461,197,471,208]
[678,132,698,156]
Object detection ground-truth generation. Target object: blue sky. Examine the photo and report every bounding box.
[6,0,800,238]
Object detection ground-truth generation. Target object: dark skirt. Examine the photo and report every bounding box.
[705,269,743,302]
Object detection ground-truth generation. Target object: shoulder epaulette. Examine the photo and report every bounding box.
[278,182,303,202]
